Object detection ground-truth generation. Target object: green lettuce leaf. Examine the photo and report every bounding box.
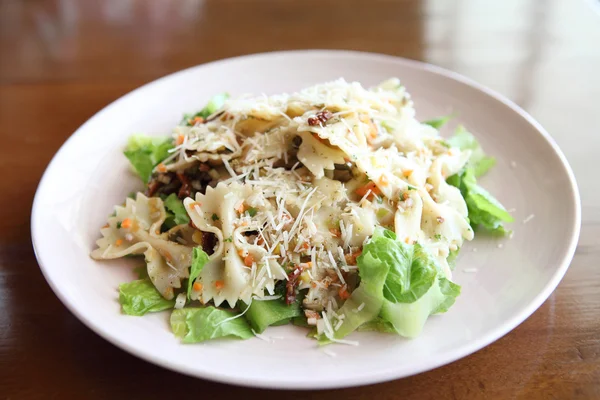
[357,318,397,333]
[446,247,460,270]
[423,114,453,130]
[433,277,461,314]
[170,307,254,343]
[181,93,229,126]
[119,279,175,316]
[123,135,174,183]
[447,125,496,177]
[187,248,209,299]
[330,246,390,340]
[364,231,440,304]
[380,275,457,338]
[348,229,462,338]
[163,193,190,227]
[448,168,513,234]
[243,295,303,334]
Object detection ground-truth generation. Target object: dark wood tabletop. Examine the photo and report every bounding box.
[2,0,599,398]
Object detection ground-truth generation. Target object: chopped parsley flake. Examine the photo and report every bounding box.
[247,207,258,217]
[212,213,219,221]
[116,221,122,229]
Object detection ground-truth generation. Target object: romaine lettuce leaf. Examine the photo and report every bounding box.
[342,229,462,338]
[163,193,190,228]
[447,125,496,177]
[380,275,457,338]
[448,168,513,234]
[423,114,453,130]
[181,93,229,125]
[243,295,303,334]
[170,307,253,343]
[119,279,175,316]
[123,135,173,183]
[433,277,461,314]
[330,249,390,339]
[187,248,209,299]
[363,230,440,304]
[357,318,397,333]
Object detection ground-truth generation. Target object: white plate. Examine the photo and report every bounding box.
[31,50,580,389]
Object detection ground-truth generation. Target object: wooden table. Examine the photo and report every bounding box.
[2,0,599,398]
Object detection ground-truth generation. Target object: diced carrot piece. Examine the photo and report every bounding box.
[243,254,255,267]
[114,239,123,246]
[355,181,381,198]
[193,281,203,292]
[378,175,389,186]
[176,134,185,145]
[215,280,224,289]
[338,286,351,300]
[157,163,167,173]
[344,248,362,265]
[121,218,132,229]
[403,169,413,178]
[235,202,246,213]
[329,228,341,238]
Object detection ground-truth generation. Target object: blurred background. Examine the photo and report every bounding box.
[1,1,599,399]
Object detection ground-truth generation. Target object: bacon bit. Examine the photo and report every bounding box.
[243,254,255,267]
[400,192,409,201]
[355,181,381,199]
[302,242,310,250]
[146,180,161,197]
[378,175,389,186]
[121,218,132,229]
[198,163,210,172]
[344,249,362,265]
[114,239,123,246]
[215,280,224,289]
[307,110,333,126]
[403,169,413,178]
[338,285,351,300]
[329,228,341,238]
[193,282,203,292]
[157,163,167,173]
[257,237,264,245]
[436,216,445,223]
[176,134,185,145]
[235,202,246,214]
[177,172,191,198]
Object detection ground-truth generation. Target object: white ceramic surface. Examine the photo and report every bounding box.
[31,50,580,389]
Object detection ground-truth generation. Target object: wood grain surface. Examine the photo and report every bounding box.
[1,0,599,398]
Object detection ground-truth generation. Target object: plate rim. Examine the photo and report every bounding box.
[31,49,581,389]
